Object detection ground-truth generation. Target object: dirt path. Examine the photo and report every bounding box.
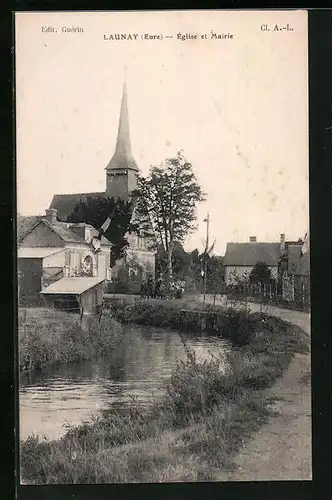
[219,352,311,481]
[213,297,312,481]
[198,294,310,335]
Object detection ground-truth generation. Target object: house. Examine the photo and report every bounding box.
[48,79,155,287]
[18,208,112,307]
[223,235,285,285]
[279,244,310,304]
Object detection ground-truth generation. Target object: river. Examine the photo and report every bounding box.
[19,324,229,441]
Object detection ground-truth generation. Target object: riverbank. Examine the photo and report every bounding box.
[105,293,310,335]
[19,308,124,372]
[20,306,309,483]
[108,298,258,347]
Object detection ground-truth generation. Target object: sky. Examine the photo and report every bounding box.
[16,10,309,255]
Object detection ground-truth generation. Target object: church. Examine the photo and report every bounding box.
[49,80,156,290]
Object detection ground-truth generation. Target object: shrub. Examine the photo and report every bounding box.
[19,308,124,372]
[164,353,241,425]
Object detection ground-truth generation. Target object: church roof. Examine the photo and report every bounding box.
[106,80,138,172]
[50,192,105,221]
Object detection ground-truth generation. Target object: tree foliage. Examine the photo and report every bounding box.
[66,196,138,266]
[133,151,205,279]
[205,255,224,293]
[156,242,192,280]
[155,243,224,292]
[249,261,272,285]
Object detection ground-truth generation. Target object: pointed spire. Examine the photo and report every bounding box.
[106,77,138,172]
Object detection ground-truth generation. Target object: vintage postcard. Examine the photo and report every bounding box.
[16,10,310,484]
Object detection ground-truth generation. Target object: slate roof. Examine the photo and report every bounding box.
[42,219,87,244]
[17,215,42,242]
[40,277,105,295]
[49,192,105,221]
[287,245,310,276]
[106,81,138,172]
[223,242,281,267]
[20,217,111,247]
[18,247,64,259]
[46,220,111,246]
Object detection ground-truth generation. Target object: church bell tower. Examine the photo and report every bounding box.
[105,80,138,202]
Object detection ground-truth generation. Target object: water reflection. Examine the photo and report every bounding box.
[20,324,228,441]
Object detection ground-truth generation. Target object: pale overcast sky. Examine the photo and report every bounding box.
[16,10,308,255]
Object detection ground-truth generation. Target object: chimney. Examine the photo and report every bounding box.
[45,208,58,225]
[249,236,257,243]
[280,233,286,253]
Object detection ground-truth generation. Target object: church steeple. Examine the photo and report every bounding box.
[106,80,138,173]
[105,78,139,201]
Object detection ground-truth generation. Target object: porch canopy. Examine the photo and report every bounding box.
[40,277,105,295]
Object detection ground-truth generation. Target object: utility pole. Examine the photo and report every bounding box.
[203,213,210,307]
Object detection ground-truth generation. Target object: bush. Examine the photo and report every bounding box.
[164,351,241,425]
[19,308,124,372]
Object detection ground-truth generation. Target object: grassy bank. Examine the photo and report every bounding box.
[19,308,124,372]
[20,306,309,484]
[108,299,258,347]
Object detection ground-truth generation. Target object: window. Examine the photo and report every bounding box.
[85,228,92,243]
[82,255,93,277]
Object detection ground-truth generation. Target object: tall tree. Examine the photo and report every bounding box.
[156,242,192,281]
[133,151,205,280]
[67,196,138,266]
